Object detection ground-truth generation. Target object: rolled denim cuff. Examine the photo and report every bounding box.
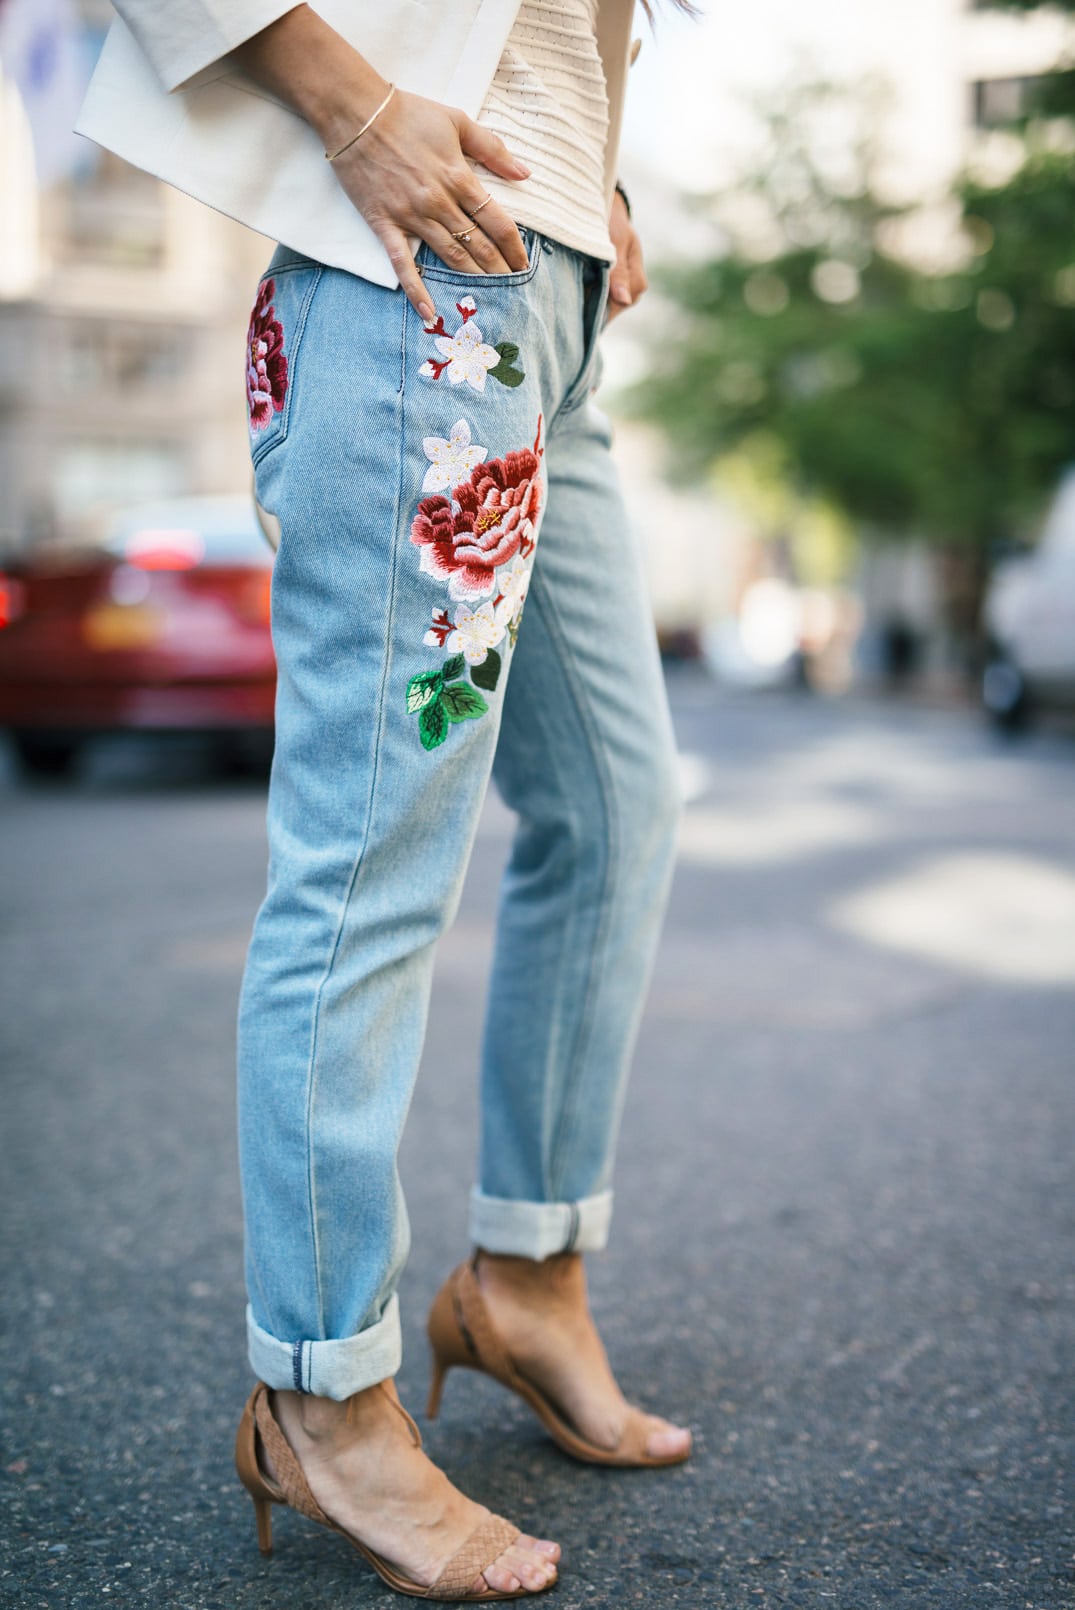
[246,1293,402,1400]
[468,1187,613,1259]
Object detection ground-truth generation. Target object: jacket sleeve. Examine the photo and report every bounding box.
[112,0,303,93]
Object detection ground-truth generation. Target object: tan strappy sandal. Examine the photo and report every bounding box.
[426,1254,692,1469]
[235,1379,554,1600]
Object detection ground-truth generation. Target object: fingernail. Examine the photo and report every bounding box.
[612,284,632,304]
[511,161,531,178]
[418,300,435,322]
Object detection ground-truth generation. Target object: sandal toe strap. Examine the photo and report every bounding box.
[427,1513,521,1600]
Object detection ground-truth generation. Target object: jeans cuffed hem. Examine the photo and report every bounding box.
[468,1187,613,1259]
[246,1293,403,1401]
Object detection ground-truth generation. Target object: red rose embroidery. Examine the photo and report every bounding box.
[411,446,542,600]
[247,278,288,431]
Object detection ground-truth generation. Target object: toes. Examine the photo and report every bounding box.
[478,1563,522,1594]
[483,1540,558,1594]
[645,1418,692,1460]
[507,1542,558,1591]
[515,1533,561,1562]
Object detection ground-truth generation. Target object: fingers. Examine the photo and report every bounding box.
[372,219,436,324]
[426,218,513,277]
[607,232,647,323]
[458,113,531,183]
[454,174,529,271]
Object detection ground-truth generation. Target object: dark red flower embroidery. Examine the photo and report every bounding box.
[411,444,543,601]
[247,278,288,431]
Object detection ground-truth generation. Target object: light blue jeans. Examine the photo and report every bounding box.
[238,227,680,1399]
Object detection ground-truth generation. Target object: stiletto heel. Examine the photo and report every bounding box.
[252,1493,274,1554]
[427,1354,450,1419]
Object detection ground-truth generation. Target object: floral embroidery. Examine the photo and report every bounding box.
[407,416,544,749]
[492,554,531,648]
[420,296,526,391]
[423,607,453,648]
[421,418,486,494]
[446,600,506,666]
[411,437,543,602]
[247,278,288,430]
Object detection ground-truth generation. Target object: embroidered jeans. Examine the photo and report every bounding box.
[238,228,681,1399]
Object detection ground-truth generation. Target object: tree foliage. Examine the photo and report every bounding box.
[631,61,1075,564]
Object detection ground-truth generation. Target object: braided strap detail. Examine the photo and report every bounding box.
[453,1263,520,1386]
[426,1512,521,1600]
[251,1385,331,1526]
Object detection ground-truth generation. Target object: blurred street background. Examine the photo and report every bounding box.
[2,683,1074,1607]
[2,0,1075,1605]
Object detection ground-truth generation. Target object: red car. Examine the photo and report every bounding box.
[0,495,276,775]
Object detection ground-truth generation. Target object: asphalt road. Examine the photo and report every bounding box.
[2,677,1073,1610]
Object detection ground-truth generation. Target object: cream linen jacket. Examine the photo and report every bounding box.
[75,0,636,287]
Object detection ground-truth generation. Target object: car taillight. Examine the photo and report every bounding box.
[125,528,205,570]
[0,575,26,627]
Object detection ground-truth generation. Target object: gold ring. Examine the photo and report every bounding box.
[450,228,473,244]
[468,195,493,218]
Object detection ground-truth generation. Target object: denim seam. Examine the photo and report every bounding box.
[526,574,620,1200]
[298,295,409,1344]
[552,263,610,423]
[251,266,324,468]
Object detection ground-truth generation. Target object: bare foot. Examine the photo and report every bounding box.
[475,1250,692,1462]
[266,1380,560,1596]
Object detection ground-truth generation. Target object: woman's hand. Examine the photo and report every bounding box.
[606,189,647,323]
[231,5,531,322]
[331,89,532,321]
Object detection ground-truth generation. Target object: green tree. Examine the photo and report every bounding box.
[632,53,1075,674]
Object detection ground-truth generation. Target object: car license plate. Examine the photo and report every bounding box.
[82,604,163,650]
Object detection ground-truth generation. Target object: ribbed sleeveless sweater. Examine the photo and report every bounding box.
[476,0,616,264]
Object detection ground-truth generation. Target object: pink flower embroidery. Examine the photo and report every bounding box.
[247,278,288,431]
[410,437,543,601]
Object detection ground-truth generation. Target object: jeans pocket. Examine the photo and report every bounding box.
[246,262,324,467]
[414,225,543,288]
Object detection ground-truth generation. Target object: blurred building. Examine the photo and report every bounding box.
[0,0,267,555]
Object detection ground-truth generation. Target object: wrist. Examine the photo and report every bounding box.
[298,57,393,151]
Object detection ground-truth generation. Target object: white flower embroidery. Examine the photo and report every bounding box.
[435,318,500,392]
[494,555,532,630]
[445,601,507,665]
[423,606,452,648]
[420,418,487,495]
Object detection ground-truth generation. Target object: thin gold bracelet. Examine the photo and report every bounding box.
[325,83,396,162]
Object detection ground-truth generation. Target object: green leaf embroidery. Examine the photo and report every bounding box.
[441,681,490,723]
[471,649,501,691]
[489,341,525,389]
[418,696,449,749]
[406,669,442,714]
[442,652,466,681]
